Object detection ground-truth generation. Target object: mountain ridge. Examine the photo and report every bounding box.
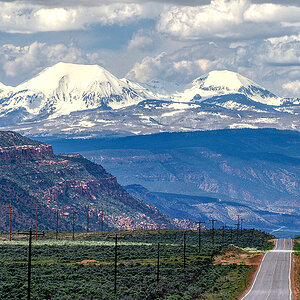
[0,62,299,137]
[0,131,193,231]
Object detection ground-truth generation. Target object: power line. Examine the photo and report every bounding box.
[17,228,44,300]
[197,220,205,252]
[209,219,217,247]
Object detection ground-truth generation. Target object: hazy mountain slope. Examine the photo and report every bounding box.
[0,131,191,231]
[124,184,299,234]
[46,129,300,233]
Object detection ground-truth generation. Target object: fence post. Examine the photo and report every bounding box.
[183,232,186,270]
[157,242,160,283]
[114,234,117,295]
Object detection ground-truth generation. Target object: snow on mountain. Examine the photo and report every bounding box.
[0,64,299,137]
[173,70,284,106]
[4,62,151,117]
[0,82,12,94]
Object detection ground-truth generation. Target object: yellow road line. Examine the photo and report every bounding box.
[265,252,280,300]
[284,238,286,249]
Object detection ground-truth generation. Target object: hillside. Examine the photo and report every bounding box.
[0,131,187,231]
[47,128,300,236]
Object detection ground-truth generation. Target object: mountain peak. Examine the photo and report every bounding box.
[197,70,254,90]
[18,62,116,92]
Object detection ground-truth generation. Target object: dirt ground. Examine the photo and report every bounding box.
[214,250,263,266]
[214,249,264,300]
[292,239,300,300]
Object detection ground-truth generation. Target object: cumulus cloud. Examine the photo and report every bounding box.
[126,37,300,97]
[128,30,154,50]
[0,2,161,33]
[126,50,220,83]
[282,81,300,97]
[157,0,300,40]
[0,42,103,82]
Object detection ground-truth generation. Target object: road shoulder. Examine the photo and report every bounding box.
[292,237,300,300]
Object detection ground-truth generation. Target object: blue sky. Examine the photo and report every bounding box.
[0,0,299,97]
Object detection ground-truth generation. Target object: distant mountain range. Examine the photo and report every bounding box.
[46,129,300,236]
[0,62,299,138]
[0,131,191,231]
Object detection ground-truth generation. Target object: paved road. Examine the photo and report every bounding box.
[241,239,293,300]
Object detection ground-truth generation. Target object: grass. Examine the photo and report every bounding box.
[293,236,300,300]
[0,228,274,299]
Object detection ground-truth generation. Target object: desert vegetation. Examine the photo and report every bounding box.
[0,228,273,299]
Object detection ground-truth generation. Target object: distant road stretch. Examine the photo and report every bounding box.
[241,238,293,300]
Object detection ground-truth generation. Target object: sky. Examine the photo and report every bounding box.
[0,0,299,97]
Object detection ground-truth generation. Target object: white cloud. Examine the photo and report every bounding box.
[128,31,154,50]
[126,37,300,97]
[126,51,219,83]
[282,81,300,97]
[157,0,300,40]
[0,2,161,33]
[0,42,103,81]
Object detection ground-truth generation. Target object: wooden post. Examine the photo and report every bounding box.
[236,215,240,243]
[157,242,160,283]
[56,209,59,240]
[8,203,13,241]
[209,219,217,247]
[183,231,186,270]
[35,207,38,241]
[222,225,225,244]
[101,209,104,233]
[17,228,44,300]
[86,205,89,233]
[198,221,205,252]
[114,234,117,295]
[240,218,244,235]
[27,228,32,300]
[72,209,75,241]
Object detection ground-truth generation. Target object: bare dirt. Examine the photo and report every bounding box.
[215,249,264,300]
[214,251,263,266]
[77,259,100,264]
[292,239,300,300]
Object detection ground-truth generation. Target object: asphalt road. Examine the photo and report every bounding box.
[241,239,293,300]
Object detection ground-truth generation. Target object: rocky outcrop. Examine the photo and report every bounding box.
[0,144,53,161]
[0,131,185,231]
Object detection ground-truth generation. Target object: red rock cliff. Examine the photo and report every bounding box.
[0,144,54,161]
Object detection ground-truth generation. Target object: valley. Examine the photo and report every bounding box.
[46,128,300,236]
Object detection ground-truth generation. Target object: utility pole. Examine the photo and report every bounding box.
[114,234,118,295]
[236,215,240,243]
[17,228,44,300]
[198,221,205,252]
[72,209,75,241]
[240,218,244,235]
[35,207,39,241]
[183,231,186,270]
[8,203,14,241]
[209,219,217,247]
[86,205,89,233]
[221,224,225,245]
[100,208,104,233]
[157,242,160,283]
[56,209,59,240]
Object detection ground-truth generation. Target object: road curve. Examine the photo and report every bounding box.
[241,239,293,300]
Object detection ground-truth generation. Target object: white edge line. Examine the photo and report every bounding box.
[240,252,268,300]
[289,239,293,300]
[240,239,278,300]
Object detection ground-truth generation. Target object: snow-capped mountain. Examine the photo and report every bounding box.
[173,70,283,105]
[2,62,154,118]
[0,63,298,137]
